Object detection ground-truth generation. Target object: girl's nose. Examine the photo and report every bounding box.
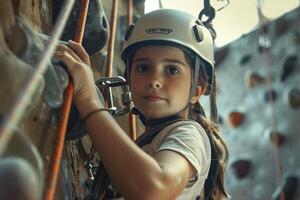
[147,75,162,88]
[148,81,161,88]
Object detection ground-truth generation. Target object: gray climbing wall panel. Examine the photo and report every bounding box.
[211,6,300,200]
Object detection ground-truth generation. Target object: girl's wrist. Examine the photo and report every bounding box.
[74,96,104,119]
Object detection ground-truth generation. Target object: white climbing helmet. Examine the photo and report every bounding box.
[121,9,215,95]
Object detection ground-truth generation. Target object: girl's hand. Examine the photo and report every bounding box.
[54,40,100,110]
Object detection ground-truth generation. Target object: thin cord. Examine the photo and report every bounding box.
[256,2,285,200]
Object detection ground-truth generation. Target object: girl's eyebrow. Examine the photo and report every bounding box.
[132,57,187,66]
[163,58,187,66]
[132,58,148,64]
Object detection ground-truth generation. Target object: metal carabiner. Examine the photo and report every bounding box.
[95,76,133,117]
[198,0,216,26]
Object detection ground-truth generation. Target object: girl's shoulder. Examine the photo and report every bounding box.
[151,120,210,150]
[155,120,212,180]
[160,120,207,138]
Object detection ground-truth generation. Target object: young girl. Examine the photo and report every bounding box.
[56,9,229,200]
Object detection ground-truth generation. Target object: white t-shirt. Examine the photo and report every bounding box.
[110,120,211,200]
[142,120,211,200]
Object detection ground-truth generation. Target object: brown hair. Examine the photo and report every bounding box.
[189,102,229,199]
[187,56,229,199]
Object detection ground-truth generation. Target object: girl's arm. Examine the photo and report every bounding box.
[55,41,196,200]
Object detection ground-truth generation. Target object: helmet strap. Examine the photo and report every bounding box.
[189,56,201,103]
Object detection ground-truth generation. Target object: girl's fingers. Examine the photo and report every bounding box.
[67,40,90,65]
[54,51,78,78]
[56,43,82,63]
[54,51,91,95]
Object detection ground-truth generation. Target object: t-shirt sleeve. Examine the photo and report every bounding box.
[156,123,211,177]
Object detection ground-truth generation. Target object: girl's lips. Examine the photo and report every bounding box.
[144,95,164,101]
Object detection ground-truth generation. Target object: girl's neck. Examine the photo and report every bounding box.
[144,110,189,130]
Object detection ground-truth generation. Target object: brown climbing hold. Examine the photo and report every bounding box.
[245,71,265,88]
[227,111,245,128]
[231,160,252,179]
[288,88,300,109]
[270,131,286,146]
[275,18,289,37]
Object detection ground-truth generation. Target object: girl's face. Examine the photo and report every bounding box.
[130,45,192,119]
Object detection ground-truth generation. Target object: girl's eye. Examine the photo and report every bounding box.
[165,65,179,75]
[136,64,149,73]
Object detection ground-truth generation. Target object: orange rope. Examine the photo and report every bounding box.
[129,113,137,140]
[127,0,137,141]
[43,83,74,200]
[105,0,119,77]
[43,1,90,200]
[127,0,133,26]
[75,0,90,44]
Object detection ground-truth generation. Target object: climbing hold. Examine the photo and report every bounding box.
[264,89,277,103]
[231,159,252,179]
[0,26,44,120]
[214,46,229,66]
[272,175,298,200]
[227,111,245,128]
[12,18,69,109]
[281,55,297,82]
[275,18,289,37]
[4,128,44,197]
[269,131,286,146]
[245,71,265,88]
[240,54,252,66]
[0,157,40,200]
[288,88,300,109]
[288,31,300,45]
[52,0,109,55]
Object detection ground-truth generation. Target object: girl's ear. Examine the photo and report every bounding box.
[191,85,205,104]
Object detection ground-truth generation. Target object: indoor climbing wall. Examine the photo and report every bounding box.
[0,0,144,199]
[211,6,300,200]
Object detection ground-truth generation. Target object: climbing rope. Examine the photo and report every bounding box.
[127,0,137,141]
[198,0,219,124]
[105,0,119,77]
[43,1,89,200]
[256,2,285,200]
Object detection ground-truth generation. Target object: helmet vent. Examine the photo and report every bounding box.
[193,25,203,43]
[124,24,135,41]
